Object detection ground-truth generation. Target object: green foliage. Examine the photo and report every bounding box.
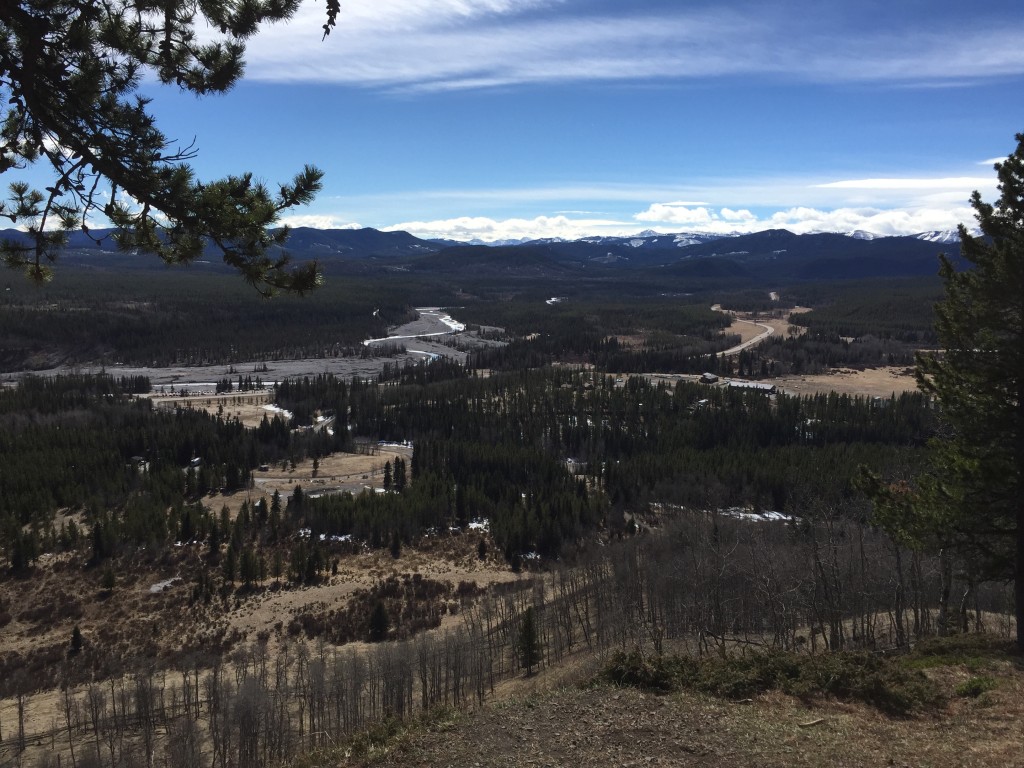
[908,135,1024,646]
[287,366,931,558]
[790,278,942,344]
[0,273,406,372]
[389,531,402,559]
[99,567,115,591]
[955,676,998,698]
[368,600,390,643]
[0,0,328,292]
[603,648,943,715]
[69,625,83,654]
[517,607,542,675]
[902,632,1018,670]
[602,648,697,692]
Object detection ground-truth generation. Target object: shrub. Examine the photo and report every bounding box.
[603,649,696,692]
[602,648,943,715]
[786,651,942,716]
[906,633,1016,670]
[955,676,998,698]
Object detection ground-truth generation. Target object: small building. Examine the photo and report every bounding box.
[700,372,719,384]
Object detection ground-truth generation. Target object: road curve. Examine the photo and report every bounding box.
[712,305,775,356]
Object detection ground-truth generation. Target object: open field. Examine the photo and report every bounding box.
[647,365,918,400]
[145,389,276,427]
[210,449,417,522]
[773,366,919,398]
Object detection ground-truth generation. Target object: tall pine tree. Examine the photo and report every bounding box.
[914,133,1024,648]
[0,1,334,292]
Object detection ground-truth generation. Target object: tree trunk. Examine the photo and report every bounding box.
[1016,485,1024,649]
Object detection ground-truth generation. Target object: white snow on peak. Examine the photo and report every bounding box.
[915,230,962,244]
[673,234,703,247]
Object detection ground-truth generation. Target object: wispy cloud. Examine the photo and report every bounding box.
[815,177,991,190]
[241,1,1024,90]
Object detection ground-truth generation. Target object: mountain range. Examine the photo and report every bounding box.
[0,226,964,282]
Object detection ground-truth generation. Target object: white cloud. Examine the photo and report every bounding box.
[381,202,978,243]
[237,2,1024,90]
[279,214,361,229]
[815,177,991,190]
[720,207,757,222]
[385,214,639,242]
[762,205,976,236]
[634,203,716,225]
[314,166,996,241]
[635,203,758,226]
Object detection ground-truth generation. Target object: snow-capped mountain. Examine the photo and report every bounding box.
[915,230,962,244]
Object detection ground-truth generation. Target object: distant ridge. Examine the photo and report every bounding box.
[0,226,962,281]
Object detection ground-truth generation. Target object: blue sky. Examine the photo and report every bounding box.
[143,0,1024,241]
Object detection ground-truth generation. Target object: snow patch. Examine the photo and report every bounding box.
[262,404,294,420]
[149,577,182,594]
[720,507,793,523]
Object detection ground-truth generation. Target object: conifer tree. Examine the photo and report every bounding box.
[911,134,1024,648]
[368,600,389,642]
[516,607,542,676]
[0,0,338,292]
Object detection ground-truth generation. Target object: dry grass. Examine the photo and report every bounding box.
[213,448,414,520]
[773,366,919,399]
[0,523,517,751]
[144,390,275,427]
[344,637,1024,768]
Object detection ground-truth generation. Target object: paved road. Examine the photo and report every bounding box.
[711,305,775,356]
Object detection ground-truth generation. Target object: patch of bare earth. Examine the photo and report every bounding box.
[144,390,279,428]
[212,450,415,520]
[226,537,518,638]
[354,661,1024,768]
[773,367,919,399]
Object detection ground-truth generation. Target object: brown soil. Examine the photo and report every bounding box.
[352,660,1024,768]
